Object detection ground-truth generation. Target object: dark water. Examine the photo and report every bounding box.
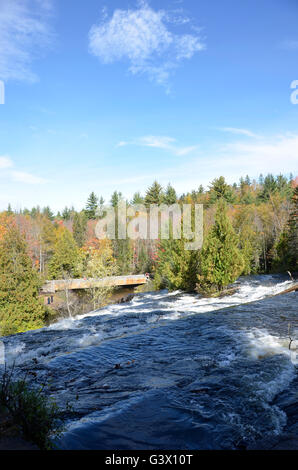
[1,275,297,449]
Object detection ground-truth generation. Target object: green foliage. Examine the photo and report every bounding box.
[112,238,133,275]
[163,183,177,205]
[234,206,260,274]
[81,242,117,309]
[154,236,199,292]
[73,211,87,248]
[197,200,244,293]
[209,176,235,204]
[131,192,144,205]
[0,226,47,335]
[0,368,62,450]
[48,228,80,279]
[144,181,163,207]
[110,191,123,208]
[42,206,54,221]
[85,192,99,219]
[272,186,297,272]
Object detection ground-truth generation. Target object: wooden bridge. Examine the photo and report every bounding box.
[41,274,148,294]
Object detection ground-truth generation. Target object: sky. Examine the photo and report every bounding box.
[0,0,297,212]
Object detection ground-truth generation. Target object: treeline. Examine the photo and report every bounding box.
[0,173,297,335]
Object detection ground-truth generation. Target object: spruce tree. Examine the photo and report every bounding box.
[209,176,235,203]
[197,200,244,293]
[73,212,87,248]
[144,181,163,207]
[163,184,177,205]
[131,192,144,205]
[85,192,99,219]
[110,191,123,208]
[0,226,47,335]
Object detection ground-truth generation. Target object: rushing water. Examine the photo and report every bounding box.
[1,275,297,450]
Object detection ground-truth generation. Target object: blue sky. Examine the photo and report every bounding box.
[0,0,297,212]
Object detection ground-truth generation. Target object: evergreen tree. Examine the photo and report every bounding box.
[73,212,87,248]
[273,186,297,272]
[42,206,54,221]
[31,206,41,218]
[110,191,123,208]
[62,207,71,221]
[258,174,277,201]
[85,192,99,219]
[6,204,13,215]
[131,192,144,205]
[197,200,244,293]
[209,176,235,203]
[163,183,177,205]
[154,237,198,291]
[144,181,163,207]
[48,228,80,279]
[0,226,47,335]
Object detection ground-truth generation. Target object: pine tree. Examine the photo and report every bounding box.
[197,200,244,293]
[144,181,163,207]
[48,228,80,279]
[62,207,71,221]
[209,176,235,203]
[0,226,47,335]
[131,192,144,205]
[73,212,87,248]
[110,191,123,208]
[163,184,177,205]
[85,192,99,219]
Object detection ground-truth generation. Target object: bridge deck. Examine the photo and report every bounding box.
[41,275,148,294]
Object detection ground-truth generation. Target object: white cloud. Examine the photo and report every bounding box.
[0,156,13,169]
[218,134,298,174]
[89,1,205,88]
[11,170,47,184]
[0,155,47,184]
[0,0,53,81]
[217,127,260,138]
[117,135,198,156]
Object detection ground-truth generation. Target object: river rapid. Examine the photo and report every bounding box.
[1,275,297,450]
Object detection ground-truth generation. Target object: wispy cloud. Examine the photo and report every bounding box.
[0,155,47,184]
[117,135,198,156]
[0,156,13,169]
[219,133,298,173]
[89,1,205,89]
[217,127,260,138]
[0,0,53,81]
[11,171,47,184]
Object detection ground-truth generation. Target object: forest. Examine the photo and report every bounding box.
[0,173,297,336]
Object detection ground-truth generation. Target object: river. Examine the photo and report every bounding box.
[1,275,297,450]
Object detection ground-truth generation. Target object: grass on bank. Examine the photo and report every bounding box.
[0,366,63,450]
